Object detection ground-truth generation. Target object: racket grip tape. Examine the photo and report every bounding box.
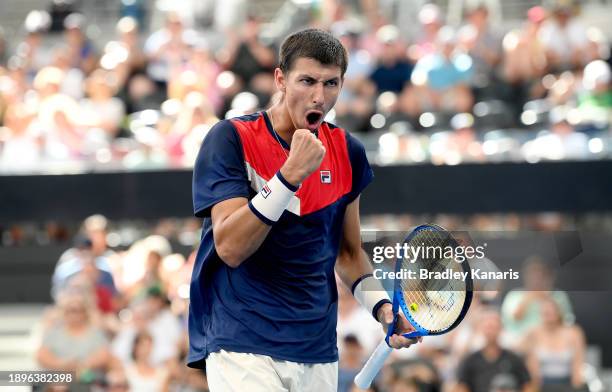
[354,339,393,389]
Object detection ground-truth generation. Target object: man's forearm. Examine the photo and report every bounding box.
[336,246,391,320]
[213,200,272,268]
[336,247,373,290]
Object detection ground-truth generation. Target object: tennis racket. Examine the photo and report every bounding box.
[354,224,473,389]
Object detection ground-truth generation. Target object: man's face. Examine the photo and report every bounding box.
[276,57,342,132]
[481,311,502,343]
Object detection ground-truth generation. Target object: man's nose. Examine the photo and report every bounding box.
[312,82,325,106]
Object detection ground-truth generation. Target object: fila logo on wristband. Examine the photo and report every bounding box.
[249,171,297,225]
[261,185,271,198]
[320,170,332,184]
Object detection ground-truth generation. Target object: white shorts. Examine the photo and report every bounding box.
[206,350,338,392]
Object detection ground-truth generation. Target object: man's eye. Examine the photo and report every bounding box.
[301,79,314,85]
[326,80,338,87]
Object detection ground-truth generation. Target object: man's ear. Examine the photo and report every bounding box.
[274,68,286,93]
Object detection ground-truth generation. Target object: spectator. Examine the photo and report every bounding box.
[359,12,391,60]
[503,6,548,86]
[144,286,183,356]
[104,368,130,392]
[50,45,86,100]
[408,3,444,63]
[525,297,586,392]
[402,27,474,116]
[390,377,422,392]
[54,215,115,280]
[501,257,574,347]
[449,113,484,163]
[368,25,413,94]
[122,127,170,169]
[119,0,148,31]
[157,253,187,307]
[457,4,502,95]
[30,66,84,159]
[125,73,166,113]
[385,358,441,391]
[62,13,98,75]
[51,235,119,314]
[448,293,500,381]
[80,69,126,138]
[112,289,182,366]
[0,102,41,171]
[83,214,114,259]
[576,59,612,128]
[120,235,172,297]
[144,12,197,88]
[36,293,111,378]
[166,91,218,165]
[338,335,364,392]
[218,15,276,91]
[18,10,53,78]
[168,41,222,110]
[106,17,149,114]
[455,309,531,392]
[333,26,376,133]
[114,16,147,75]
[124,331,170,391]
[1,58,29,108]
[503,6,549,114]
[538,2,595,72]
[528,107,589,161]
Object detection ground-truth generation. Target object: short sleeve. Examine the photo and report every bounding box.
[511,352,531,386]
[345,132,374,203]
[568,22,589,47]
[192,120,250,217]
[88,327,109,349]
[500,290,521,324]
[456,353,473,384]
[41,326,59,350]
[552,291,575,324]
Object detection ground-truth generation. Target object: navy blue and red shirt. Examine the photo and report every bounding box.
[187,111,373,368]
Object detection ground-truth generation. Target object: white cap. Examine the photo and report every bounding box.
[583,60,611,91]
[419,4,442,25]
[376,25,400,44]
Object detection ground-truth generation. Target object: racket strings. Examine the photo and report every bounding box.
[399,229,467,332]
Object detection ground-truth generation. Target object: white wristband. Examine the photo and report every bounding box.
[352,274,392,320]
[248,171,298,225]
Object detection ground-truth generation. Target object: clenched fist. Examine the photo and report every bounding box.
[280,129,325,187]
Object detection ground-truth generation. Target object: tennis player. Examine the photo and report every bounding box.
[188,28,419,391]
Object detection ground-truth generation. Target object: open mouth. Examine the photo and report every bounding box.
[305,111,323,130]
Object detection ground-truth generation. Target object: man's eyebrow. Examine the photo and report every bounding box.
[295,74,340,82]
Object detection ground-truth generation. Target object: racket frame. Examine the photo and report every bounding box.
[355,224,474,389]
[385,224,474,343]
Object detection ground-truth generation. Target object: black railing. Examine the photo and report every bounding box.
[1,160,611,224]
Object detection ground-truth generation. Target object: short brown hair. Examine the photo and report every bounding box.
[279,28,348,77]
[131,331,153,360]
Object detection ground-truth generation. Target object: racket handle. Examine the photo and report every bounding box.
[354,339,393,389]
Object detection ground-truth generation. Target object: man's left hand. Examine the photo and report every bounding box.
[376,302,423,349]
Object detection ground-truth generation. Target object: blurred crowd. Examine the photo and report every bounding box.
[34,214,206,391]
[27,213,601,392]
[0,0,610,173]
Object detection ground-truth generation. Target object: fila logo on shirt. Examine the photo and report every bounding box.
[261,185,271,198]
[320,170,332,184]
